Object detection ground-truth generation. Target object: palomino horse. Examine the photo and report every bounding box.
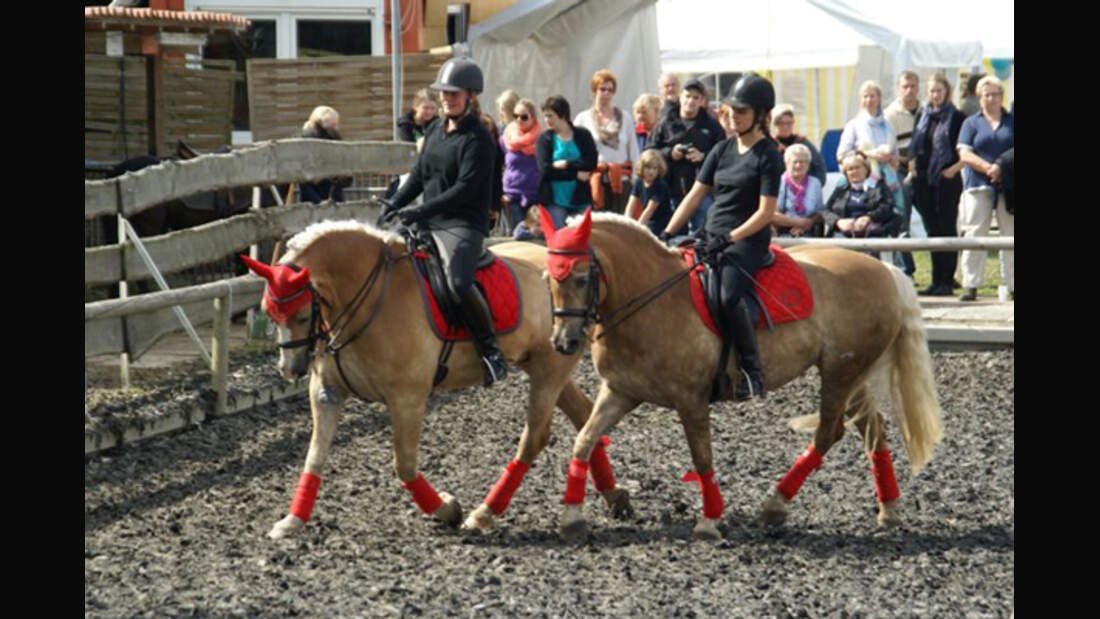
[540,208,943,540]
[242,220,632,539]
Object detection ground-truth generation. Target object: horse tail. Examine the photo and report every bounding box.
[884,264,944,474]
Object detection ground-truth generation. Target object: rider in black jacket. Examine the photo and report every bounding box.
[384,58,508,386]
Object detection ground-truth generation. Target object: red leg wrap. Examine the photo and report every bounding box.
[588,436,616,492]
[563,458,589,504]
[869,449,901,503]
[288,473,322,522]
[776,445,823,501]
[485,459,531,515]
[682,470,724,519]
[402,473,443,514]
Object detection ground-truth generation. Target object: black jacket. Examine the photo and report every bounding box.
[396,110,438,144]
[535,126,599,208]
[822,181,900,236]
[299,124,349,203]
[391,112,495,233]
[646,109,724,198]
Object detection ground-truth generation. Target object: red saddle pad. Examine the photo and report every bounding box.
[680,244,814,335]
[413,252,522,342]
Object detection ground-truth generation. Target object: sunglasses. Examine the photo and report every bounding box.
[515,113,531,121]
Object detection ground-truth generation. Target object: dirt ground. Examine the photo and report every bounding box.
[85,349,1014,617]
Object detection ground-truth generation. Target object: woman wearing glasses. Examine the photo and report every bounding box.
[572,69,639,214]
[499,98,542,234]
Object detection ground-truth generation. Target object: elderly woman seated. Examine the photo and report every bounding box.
[822,151,901,239]
[772,143,824,237]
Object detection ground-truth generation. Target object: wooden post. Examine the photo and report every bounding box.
[247,185,261,341]
[117,213,131,390]
[211,293,230,416]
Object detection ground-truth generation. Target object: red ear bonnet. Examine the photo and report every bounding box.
[240,254,313,324]
[541,207,593,281]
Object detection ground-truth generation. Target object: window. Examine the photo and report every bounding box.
[296,20,372,57]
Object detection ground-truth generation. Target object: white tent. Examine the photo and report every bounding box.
[659,0,1013,75]
[468,0,662,125]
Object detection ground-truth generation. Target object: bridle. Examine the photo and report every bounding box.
[548,246,694,341]
[275,242,408,400]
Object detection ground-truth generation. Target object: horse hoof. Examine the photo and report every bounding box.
[758,491,790,527]
[560,518,589,541]
[602,488,634,520]
[433,492,463,528]
[877,500,903,528]
[267,514,304,539]
[692,518,722,541]
[461,504,497,532]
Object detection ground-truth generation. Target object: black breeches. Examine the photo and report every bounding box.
[712,243,765,325]
[430,226,484,302]
[914,178,962,287]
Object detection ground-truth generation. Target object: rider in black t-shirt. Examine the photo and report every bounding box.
[660,73,782,400]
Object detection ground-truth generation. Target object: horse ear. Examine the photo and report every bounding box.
[239,254,275,282]
[287,266,311,287]
[538,206,557,244]
[577,207,593,244]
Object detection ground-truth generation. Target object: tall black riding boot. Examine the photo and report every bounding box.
[458,285,509,386]
[728,298,765,400]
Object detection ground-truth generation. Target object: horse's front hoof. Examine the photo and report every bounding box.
[433,492,463,528]
[559,504,588,541]
[877,499,903,528]
[758,490,790,527]
[461,504,497,532]
[268,514,305,539]
[602,488,634,520]
[692,517,722,541]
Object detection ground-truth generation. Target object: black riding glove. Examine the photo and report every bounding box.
[703,233,731,262]
[377,198,399,226]
[396,206,426,226]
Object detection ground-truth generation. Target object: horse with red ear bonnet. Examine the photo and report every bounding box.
[239,220,633,539]
[541,207,943,541]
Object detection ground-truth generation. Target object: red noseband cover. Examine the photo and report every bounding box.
[869,449,900,503]
[776,445,823,500]
[682,470,724,519]
[485,459,531,515]
[403,473,443,514]
[289,473,322,522]
[240,254,313,324]
[540,206,593,281]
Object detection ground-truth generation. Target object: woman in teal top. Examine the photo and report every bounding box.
[536,95,598,229]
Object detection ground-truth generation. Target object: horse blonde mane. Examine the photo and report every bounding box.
[564,212,679,257]
[283,219,401,263]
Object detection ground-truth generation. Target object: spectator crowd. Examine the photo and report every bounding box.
[373,65,1014,301]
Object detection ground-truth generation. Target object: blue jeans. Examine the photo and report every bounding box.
[688,194,714,236]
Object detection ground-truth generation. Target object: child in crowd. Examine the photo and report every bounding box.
[624,148,673,236]
[512,206,545,241]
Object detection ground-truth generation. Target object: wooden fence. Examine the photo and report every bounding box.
[159,57,240,156]
[85,55,150,162]
[246,53,450,142]
[85,140,413,362]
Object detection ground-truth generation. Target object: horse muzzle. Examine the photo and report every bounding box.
[279,350,311,380]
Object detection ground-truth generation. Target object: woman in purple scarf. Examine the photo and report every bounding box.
[772,143,824,237]
[910,74,966,296]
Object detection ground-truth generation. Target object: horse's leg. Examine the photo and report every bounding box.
[760,380,851,526]
[559,382,640,539]
[846,386,904,527]
[677,405,724,541]
[269,374,346,539]
[389,392,462,527]
[555,379,634,519]
[461,371,558,531]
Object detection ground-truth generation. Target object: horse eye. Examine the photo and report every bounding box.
[573,276,588,289]
[296,315,310,325]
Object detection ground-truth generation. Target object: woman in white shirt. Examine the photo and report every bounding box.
[572,69,639,214]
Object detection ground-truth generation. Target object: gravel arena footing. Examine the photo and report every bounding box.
[85,350,1014,617]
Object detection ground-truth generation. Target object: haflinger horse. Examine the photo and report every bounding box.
[540,207,943,540]
[241,219,632,539]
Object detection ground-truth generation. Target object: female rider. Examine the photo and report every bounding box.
[659,73,782,400]
[383,58,508,386]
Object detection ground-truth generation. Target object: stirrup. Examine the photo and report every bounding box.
[481,352,509,387]
[735,368,765,401]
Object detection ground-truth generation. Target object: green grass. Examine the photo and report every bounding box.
[909,250,1006,298]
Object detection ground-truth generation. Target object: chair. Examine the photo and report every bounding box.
[819,129,842,173]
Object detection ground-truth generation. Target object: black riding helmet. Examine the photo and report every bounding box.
[724,72,776,133]
[431,57,484,94]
